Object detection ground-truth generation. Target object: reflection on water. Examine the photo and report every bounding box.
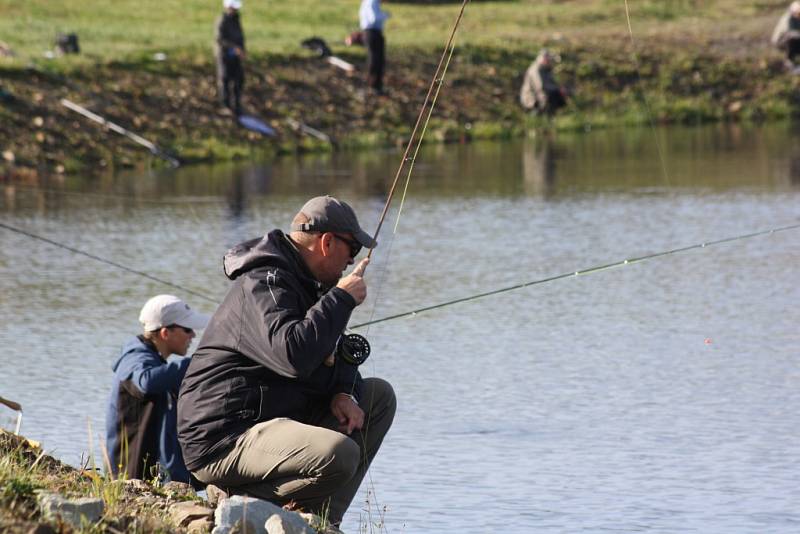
[2,124,800,533]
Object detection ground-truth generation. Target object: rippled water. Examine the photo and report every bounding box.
[1,124,799,533]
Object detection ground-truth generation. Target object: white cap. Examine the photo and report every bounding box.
[138,295,210,332]
[224,0,242,9]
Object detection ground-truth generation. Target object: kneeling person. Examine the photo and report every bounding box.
[178,196,396,526]
[106,295,210,482]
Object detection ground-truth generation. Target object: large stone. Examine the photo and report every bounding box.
[213,496,284,534]
[37,492,104,527]
[212,496,314,534]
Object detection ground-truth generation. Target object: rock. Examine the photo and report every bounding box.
[169,501,214,527]
[188,517,214,533]
[212,495,315,534]
[205,484,229,507]
[122,478,150,493]
[37,492,104,528]
[135,495,159,507]
[162,480,196,499]
[264,513,316,534]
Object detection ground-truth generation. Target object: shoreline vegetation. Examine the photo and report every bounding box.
[2,1,800,178]
[0,429,199,533]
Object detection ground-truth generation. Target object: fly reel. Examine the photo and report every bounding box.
[337,333,371,366]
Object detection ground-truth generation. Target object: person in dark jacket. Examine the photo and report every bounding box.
[105,295,210,482]
[215,0,246,115]
[178,196,396,526]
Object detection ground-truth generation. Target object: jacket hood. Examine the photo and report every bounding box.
[112,336,154,372]
[224,230,311,282]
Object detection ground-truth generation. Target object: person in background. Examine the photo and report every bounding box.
[519,49,568,116]
[178,196,396,526]
[106,295,209,482]
[772,1,800,71]
[216,0,246,115]
[359,0,390,95]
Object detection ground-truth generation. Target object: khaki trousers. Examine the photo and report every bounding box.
[193,377,396,524]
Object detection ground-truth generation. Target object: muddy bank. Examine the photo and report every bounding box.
[2,38,799,179]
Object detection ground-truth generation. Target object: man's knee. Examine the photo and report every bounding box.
[324,436,360,483]
[363,377,397,427]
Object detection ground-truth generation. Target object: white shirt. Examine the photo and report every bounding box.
[359,0,389,31]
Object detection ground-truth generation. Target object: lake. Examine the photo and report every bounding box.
[1,123,799,533]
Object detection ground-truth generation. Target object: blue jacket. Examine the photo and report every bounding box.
[105,336,191,482]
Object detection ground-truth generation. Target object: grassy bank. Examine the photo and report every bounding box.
[0,430,196,533]
[2,0,800,177]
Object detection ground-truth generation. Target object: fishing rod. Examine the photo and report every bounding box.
[366,0,471,261]
[0,220,217,304]
[340,0,471,366]
[349,222,800,330]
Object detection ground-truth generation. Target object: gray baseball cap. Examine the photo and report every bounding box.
[290,196,377,248]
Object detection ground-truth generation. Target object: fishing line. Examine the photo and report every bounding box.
[366,0,472,258]
[0,220,218,303]
[621,0,671,186]
[349,222,800,329]
[393,25,461,233]
[3,182,226,206]
[359,0,471,336]
[352,2,471,529]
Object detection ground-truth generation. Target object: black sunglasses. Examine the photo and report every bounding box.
[166,324,194,334]
[330,234,362,258]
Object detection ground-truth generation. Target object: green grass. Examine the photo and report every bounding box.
[0,0,790,70]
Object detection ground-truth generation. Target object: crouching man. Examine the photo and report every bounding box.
[177,196,396,526]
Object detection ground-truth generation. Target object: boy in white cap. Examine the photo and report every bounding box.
[772,2,800,69]
[105,295,209,483]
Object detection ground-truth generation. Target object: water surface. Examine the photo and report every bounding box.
[1,124,799,533]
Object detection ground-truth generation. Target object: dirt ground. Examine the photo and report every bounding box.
[1,32,798,180]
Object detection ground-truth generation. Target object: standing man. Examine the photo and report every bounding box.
[106,295,210,482]
[178,196,396,526]
[519,49,568,116]
[216,0,246,115]
[772,1,800,70]
[359,0,390,95]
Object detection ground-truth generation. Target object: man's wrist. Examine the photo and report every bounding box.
[336,392,359,405]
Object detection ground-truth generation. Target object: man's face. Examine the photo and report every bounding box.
[164,325,196,356]
[318,232,359,286]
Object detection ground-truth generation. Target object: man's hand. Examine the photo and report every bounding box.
[336,258,369,305]
[330,393,364,434]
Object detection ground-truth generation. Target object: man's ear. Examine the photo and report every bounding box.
[158,327,171,341]
[319,232,333,257]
